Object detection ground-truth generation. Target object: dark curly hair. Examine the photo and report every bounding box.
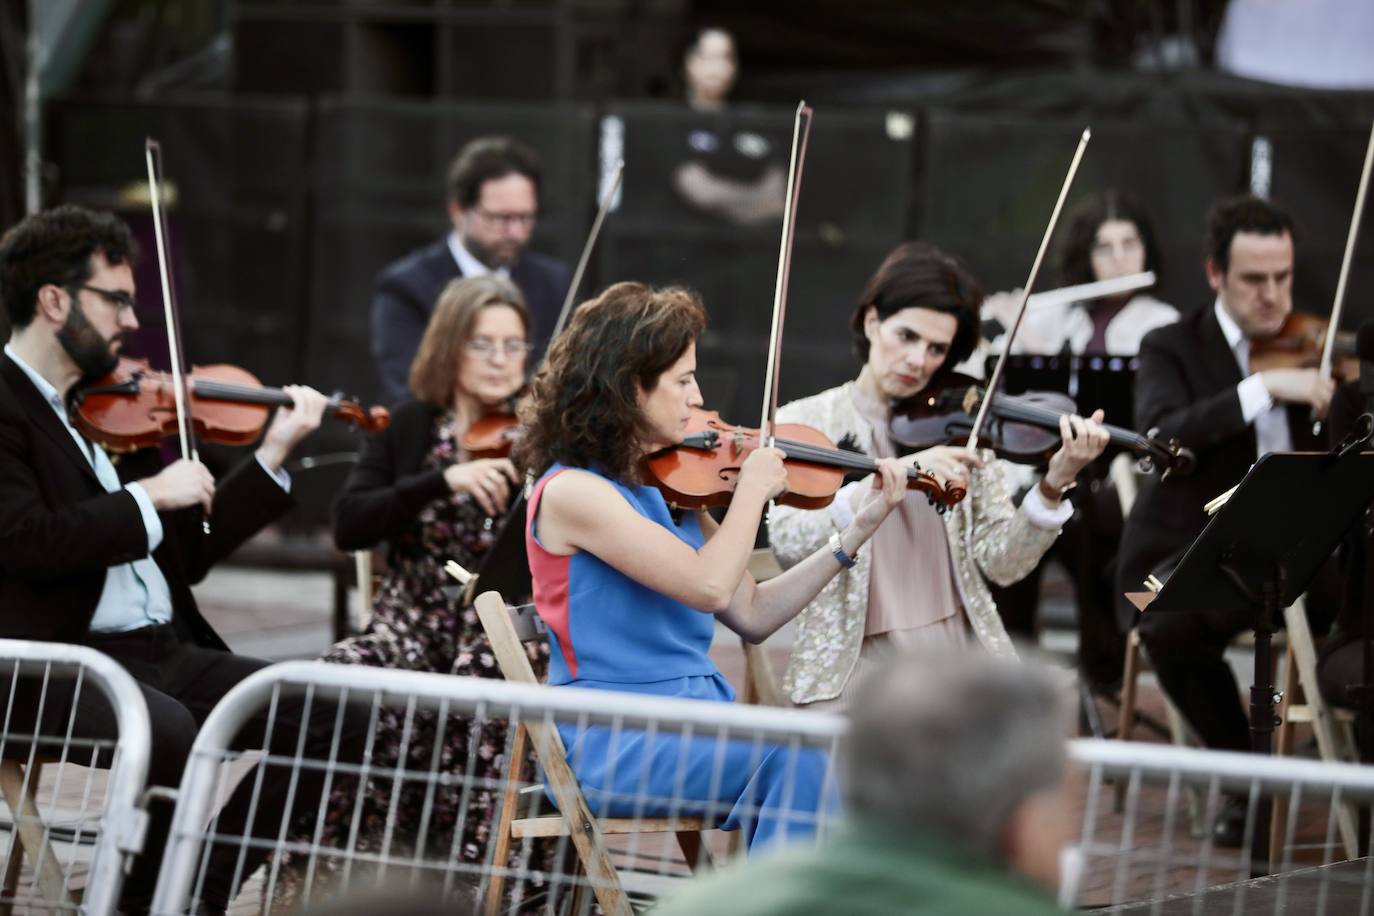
[513,282,706,484]
[850,240,981,382]
[446,136,542,209]
[1055,190,1163,289]
[0,205,138,329]
[1204,195,1295,273]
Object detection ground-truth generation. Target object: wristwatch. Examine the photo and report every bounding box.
[828,532,859,569]
[1038,476,1077,503]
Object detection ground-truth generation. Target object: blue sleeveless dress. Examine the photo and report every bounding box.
[526,464,838,852]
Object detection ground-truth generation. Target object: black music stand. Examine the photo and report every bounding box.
[1129,446,1374,868]
[460,491,531,606]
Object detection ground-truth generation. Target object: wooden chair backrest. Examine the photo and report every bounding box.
[473,591,630,915]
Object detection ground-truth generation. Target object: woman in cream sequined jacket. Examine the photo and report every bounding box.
[770,383,1067,705]
[766,240,1109,708]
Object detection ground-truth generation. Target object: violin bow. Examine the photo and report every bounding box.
[1314,117,1374,434]
[145,138,209,531]
[967,128,1092,453]
[551,159,624,343]
[460,161,624,605]
[759,102,813,445]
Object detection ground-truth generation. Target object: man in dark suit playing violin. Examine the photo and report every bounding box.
[370,136,571,405]
[0,205,367,914]
[1115,195,1338,845]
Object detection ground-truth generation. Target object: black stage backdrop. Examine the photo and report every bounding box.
[42,72,1374,525]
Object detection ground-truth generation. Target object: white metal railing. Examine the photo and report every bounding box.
[0,639,152,915]
[147,660,1374,915]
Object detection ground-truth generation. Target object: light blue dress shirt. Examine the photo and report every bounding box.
[4,345,289,633]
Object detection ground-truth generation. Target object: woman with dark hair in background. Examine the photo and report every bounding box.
[272,275,557,908]
[981,192,1180,695]
[984,189,1179,356]
[769,241,1109,710]
[513,280,907,851]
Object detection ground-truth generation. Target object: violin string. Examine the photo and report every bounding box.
[189,378,342,410]
[768,436,929,482]
[769,437,875,472]
[189,379,292,406]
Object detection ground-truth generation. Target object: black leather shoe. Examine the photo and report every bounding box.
[192,904,227,916]
[1212,796,1249,848]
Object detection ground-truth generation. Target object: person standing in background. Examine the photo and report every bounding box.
[371,136,570,404]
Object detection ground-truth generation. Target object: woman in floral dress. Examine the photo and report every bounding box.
[270,275,554,909]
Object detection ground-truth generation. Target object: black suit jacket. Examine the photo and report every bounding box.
[1114,306,1323,628]
[0,355,294,649]
[369,237,571,406]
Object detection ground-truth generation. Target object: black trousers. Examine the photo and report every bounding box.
[991,478,1127,689]
[9,626,369,910]
[1320,635,1374,710]
[1138,560,1341,753]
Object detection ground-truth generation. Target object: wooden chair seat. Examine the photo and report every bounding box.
[511,814,712,840]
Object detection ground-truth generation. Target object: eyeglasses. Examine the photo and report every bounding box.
[465,338,532,358]
[470,208,537,230]
[76,284,139,316]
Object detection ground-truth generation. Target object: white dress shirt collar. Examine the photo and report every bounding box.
[4,343,66,417]
[1213,296,1247,353]
[447,231,510,280]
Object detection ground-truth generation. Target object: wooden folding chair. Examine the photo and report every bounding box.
[474,591,713,916]
[0,757,72,914]
[1271,595,1360,862]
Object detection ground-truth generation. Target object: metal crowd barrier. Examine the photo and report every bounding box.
[0,639,152,915]
[1067,738,1374,914]
[148,662,843,915]
[146,658,1374,915]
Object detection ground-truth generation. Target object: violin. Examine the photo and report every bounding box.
[462,412,519,459]
[1249,312,1359,379]
[639,107,961,514]
[73,355,390,452]
[889,373,1195,478]
[644,407,961,512]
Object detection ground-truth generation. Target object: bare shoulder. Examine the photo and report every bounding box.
[539,469,629,521]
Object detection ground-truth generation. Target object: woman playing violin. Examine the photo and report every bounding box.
[272,275,554,906]
[769,241,1110,710]
[512,281,907,851]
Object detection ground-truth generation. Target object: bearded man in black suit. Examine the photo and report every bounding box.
[370,136,571,404]
[0,205,366,914]
[1116,195,1338,845]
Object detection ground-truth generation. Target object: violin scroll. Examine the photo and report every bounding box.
[1141,428,1196,480]
[331,397,391,434]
